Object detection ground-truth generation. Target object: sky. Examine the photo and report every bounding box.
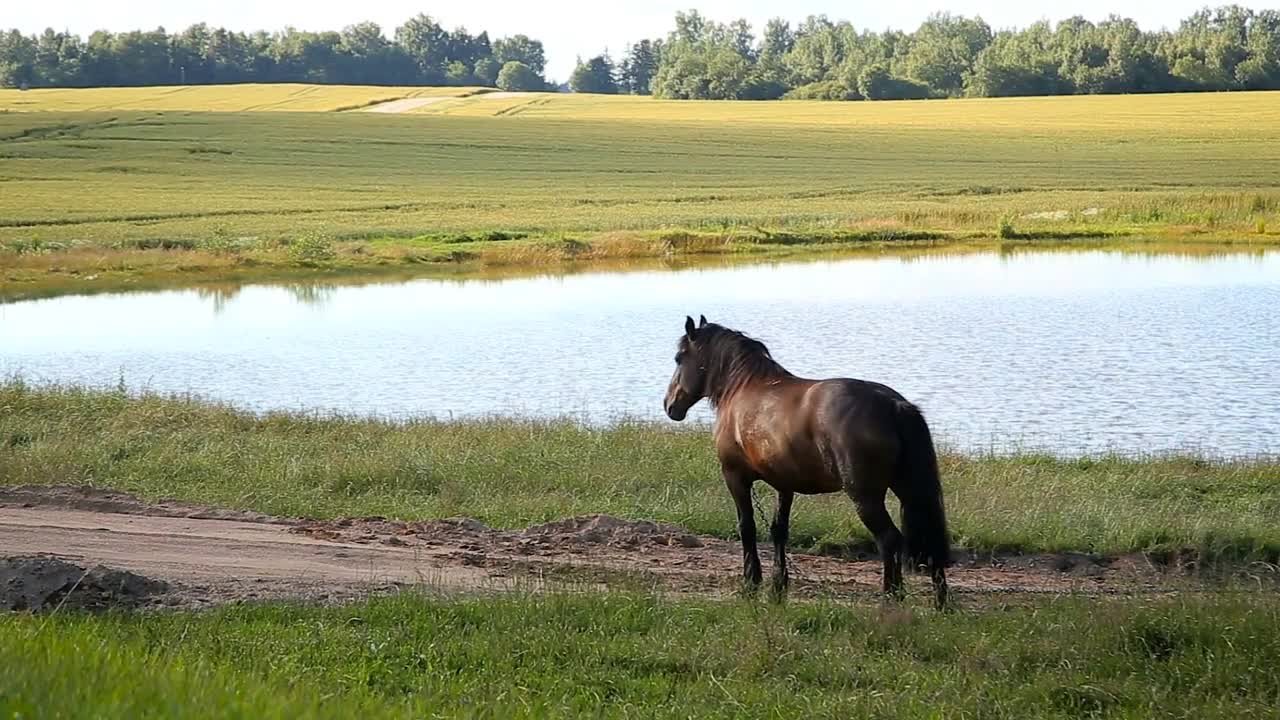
[7,1,1256,81]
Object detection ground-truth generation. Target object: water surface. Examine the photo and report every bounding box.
[4,249,1278,456]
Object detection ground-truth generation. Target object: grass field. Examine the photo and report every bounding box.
[4,591,1279,718]
[2,87,1279,296]
[4,382,1278,562]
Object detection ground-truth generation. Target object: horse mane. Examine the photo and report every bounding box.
[687,324,792,406]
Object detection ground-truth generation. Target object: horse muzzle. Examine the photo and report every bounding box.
[664,390,691,421]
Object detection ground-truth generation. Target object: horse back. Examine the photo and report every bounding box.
[719,377,907,494]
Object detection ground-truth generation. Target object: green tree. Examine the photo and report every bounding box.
[496,60,542,91]
[1164,6,1252,90]
[33,29,83,86]
[170,23,212,84]
[445,60,473,85]
[784,16,844,86]
[746,18,793,98]
[338,22,411,85]
[569,54,618,94]
[109,29,173,86]
[395,14,449,83]
[1053,17,1114,92]
[901,13,991,96]
[619,40,659,94]
[493,35,545,75]
[474,56,501,86]
[0,30,37,88]
[269,28,342,83]
[340,23,388,63]
[760,18,795,60]
[1235,10,1280,88]
[782,80,855,100]
[651,11,753,99]
[447,28,490,68]
[966,23,1063,97]
[858,62,931,99]
[651,50,709,98]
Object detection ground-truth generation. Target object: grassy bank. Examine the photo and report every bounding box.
[3,88,1280,296]
[4,236,1274,305]
[3,591,1279,718]
[3,383,1278,562]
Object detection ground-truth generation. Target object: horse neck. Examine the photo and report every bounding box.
[706,348,790,408]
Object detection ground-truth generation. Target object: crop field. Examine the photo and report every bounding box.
[0,83,478,113]
[2,86,1279,296]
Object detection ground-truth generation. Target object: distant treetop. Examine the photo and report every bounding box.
[4,6,1279,100]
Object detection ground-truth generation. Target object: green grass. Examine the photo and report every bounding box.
[3,591,1279,718]
[2,89,1279,296]
[3,382,1278,562]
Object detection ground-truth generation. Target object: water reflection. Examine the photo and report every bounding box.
[6,240,1273,308]
[286,284,336,308]
[194,283,337,314]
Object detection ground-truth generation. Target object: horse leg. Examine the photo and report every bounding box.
[931,563,949,611]
[850,491,905,600]
[768,490,794,602]
[724,467,762,593]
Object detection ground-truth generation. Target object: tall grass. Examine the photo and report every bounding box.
[3,382,1278,562]
[3,591,1279,718]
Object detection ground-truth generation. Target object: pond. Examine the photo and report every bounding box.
[3,249,1278,457]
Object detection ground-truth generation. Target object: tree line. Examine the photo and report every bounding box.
[4,6,1280,99]
[0,15,550,91]
[577,5,1280,98]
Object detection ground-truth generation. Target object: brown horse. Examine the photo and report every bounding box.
[663,315,950,608]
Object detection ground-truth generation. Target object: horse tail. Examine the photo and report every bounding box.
[892,401,951,572]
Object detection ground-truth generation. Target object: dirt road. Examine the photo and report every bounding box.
[363,97,450,113]
[0,485,1188,610]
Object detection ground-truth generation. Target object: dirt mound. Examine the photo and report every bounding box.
[522,515,704,549]
[0,485,294,525]
[1,556,169,612]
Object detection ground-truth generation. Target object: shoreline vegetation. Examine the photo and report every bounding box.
[5,224,1274,302]
[4,227,1277,303]
[3,382,1278,565]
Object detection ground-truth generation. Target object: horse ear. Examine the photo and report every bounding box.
[699,315,707,327]
[685,315,696,338]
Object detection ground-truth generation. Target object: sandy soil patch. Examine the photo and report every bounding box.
[364,97,451,113]
[0,485,1242,611]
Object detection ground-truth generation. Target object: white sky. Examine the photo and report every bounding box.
[7,1,1255,81]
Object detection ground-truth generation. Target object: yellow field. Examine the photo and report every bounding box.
[5,84,1277,137]
[0,84,477,113]
[400,88,1280,135]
